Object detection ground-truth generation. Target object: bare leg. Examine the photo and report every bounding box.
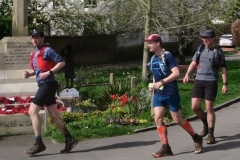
[205,100,215,128]
[153,107,166,127]
[47,104,71,138]
[47,104,78,153]
[192,97,208,137]
[192,98,207,122]
[170,109,185,126]
[28,103,42,136]
[25,103,46,156]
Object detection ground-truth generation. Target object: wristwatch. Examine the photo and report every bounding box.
[160,79,165,85]
[223,82,228,86]
[49,70,53,75]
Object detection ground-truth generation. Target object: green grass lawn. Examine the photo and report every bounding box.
[80,60,240,118]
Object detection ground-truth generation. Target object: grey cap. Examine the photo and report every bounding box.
[200,30,216,37]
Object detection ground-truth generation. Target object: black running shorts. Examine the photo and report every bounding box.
[32,81,58,107]
[192,80,218,101]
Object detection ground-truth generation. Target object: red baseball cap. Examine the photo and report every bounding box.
[144,34,162,43]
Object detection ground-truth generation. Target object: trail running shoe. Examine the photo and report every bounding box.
[200,125,208,137]
[152,144,173,158]
[207,134,216,144]
[60,138,78,154]
[193,134,203,154]
[24,143,46,156]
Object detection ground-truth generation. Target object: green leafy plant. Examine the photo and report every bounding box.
[75,98,92,107]
[109,93,141,117]
[235,46,240,51]
[96,81,131,110]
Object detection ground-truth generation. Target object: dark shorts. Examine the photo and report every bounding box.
[32,81,58,107]
[152,93,181,112]
[192,80,218,101]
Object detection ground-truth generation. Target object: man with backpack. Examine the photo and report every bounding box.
[183,30,228,144]
[145,34,203,158]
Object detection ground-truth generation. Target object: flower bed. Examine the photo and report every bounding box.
[0,96,66,115]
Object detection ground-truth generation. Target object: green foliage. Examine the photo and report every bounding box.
[96,81,131,110]
[55,71,66,94]
[68,118,107,130]
[56,110,105,124]
[221,0,240,23]
[235,46,240,51]
[74,66,89,91]
[130,79,152,113]
[55,112,82,124]
[75,98,92,107]
[0,0,12,39]
[224,52,235,56]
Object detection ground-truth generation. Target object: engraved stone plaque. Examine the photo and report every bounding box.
[0,37,38,97]
[0,37,34,70]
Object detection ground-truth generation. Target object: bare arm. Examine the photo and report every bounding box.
[50,61,66,73]
[183,61,197,83]
[24,70,35,79]
[221,67,228,94]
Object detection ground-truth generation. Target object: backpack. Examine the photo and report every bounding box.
[196,43,221,67]
[149,51,172,76]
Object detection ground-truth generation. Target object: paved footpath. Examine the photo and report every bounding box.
[0,100,240,160]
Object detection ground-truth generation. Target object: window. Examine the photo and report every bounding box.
[84,0,97,8]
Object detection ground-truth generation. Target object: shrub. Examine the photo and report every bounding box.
[49,110,105,124]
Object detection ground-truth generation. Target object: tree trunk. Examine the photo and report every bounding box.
[178,37,186,65]
[142,0,152,78]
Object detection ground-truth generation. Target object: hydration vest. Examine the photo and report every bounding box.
[149,51,172,77]
[30,46,56,71]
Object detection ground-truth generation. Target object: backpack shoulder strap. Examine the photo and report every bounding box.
[160,51,171,72]
[39,45,47,56]
[213,45,222,67]
[149,55,155,71]
[196,43,205,63]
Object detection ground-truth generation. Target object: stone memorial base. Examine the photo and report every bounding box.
[0,111,45,127]
[0,69,37,97]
